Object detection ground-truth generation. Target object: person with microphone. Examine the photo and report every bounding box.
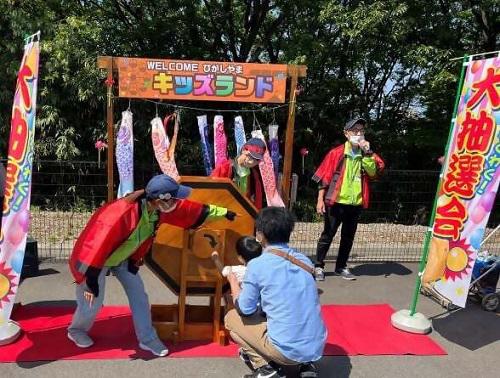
[312,117,385,281]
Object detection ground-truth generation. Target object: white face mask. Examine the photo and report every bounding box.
[157,199,177,213]
[349,135,364,145]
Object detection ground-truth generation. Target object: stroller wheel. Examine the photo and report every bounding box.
[481,293,499,312]
[468,293,481,303]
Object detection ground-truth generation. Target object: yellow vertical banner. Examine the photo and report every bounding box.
[0,32,40,340]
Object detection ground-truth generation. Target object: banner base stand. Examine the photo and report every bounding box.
[391,309,432,334]
[0,320,22,346]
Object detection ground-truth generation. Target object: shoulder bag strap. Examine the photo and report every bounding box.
[266,248,314,275]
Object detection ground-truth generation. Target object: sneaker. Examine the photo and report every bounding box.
[239,347,255,371]
[139,339,169,357]
[314,267,325,281]
[243,363,284,378]
[335,268,356,280]
[67,331,94,348]
[299,362,319,378]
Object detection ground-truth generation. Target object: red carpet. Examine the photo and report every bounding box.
[0,304,445,362]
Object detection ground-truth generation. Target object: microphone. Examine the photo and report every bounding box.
[361,143,372,154]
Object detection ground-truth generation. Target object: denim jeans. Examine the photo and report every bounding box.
[68,260,159,344]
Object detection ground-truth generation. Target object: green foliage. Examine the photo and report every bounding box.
[292,200,321,223]
[0,0,498,173]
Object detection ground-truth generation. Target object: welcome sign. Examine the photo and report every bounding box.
[117,58,288,103]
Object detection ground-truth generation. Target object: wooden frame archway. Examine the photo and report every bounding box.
[97,56,306,207]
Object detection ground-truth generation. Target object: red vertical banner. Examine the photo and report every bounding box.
[423,56,499,307]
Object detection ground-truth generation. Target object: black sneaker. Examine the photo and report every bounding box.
[239,348,255,371]
[242,363,284,378]
[334,268,356,280]
[299,362,319,377]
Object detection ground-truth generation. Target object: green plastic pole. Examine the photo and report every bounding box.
[408,55,469,316]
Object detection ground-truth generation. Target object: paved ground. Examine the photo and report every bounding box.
[3,262,499,378]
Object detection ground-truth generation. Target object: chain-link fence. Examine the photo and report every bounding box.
[19,160,500,262]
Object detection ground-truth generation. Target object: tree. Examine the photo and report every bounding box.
[0,0,497,172]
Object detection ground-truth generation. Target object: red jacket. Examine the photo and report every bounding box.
[312,145,385,209]
[211,159,264,209]
[69,191,206,283]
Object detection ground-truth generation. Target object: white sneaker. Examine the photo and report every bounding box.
[314,267,325,281]
[67,331,94,348]
[139,339,169,357]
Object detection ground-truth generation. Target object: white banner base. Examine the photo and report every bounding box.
[391,309,432,334]
[0,320,21,346]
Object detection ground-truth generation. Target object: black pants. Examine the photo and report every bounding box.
[315,203,361,271]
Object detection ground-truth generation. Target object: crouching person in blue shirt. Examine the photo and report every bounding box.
[225,207,327,378]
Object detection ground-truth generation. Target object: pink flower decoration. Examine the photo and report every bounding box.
[95,140,108,150]
[300,147,309,157]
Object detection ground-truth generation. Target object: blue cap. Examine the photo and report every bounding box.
[241,138,266,160]
[344,117,367,131]
[145,174,192,200]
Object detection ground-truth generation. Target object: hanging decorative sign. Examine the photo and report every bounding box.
[213,115,228,167]
[197,115,213,175]
[251,129,285,207]
[116,58,287,103]
[116,110,134,197]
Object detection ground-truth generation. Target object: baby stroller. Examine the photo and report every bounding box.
[469,251,500,311]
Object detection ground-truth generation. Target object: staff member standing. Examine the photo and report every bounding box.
[312,118,385,281]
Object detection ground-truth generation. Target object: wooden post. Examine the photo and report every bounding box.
[97,56,115,202]
[178,229,192,341]
[281,65,306,207]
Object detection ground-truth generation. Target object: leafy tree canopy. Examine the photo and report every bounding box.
[0,0,498,170]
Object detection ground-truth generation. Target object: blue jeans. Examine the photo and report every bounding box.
[68,260,160,344]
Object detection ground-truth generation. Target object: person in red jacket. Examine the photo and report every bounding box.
[312,118,384,281]
[211,138,266,209]
[67,174,235,356]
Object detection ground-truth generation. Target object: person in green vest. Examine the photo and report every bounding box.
[312,118,385,281]
[67,174,235,357]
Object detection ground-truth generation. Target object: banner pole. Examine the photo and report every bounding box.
[408,55,470,316]
[391,55,469,333]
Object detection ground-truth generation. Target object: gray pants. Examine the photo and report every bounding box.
[68,260,160,344]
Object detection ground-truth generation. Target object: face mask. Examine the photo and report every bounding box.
[157,200,177,213]
[235,162,250,176]
[349,135,364,145]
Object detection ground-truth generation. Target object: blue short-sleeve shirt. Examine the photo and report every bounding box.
[236,243,327,362]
